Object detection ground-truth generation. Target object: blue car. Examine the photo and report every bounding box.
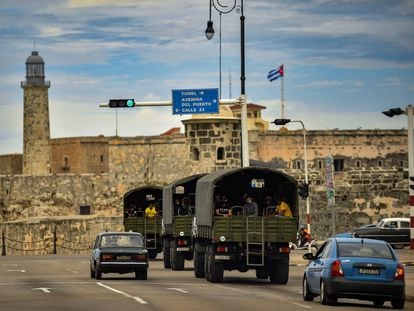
[302,237,405,309]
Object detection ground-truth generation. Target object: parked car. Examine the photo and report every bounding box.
[353,217,410,249]
[90,232,148,280]
[302,237,405,309]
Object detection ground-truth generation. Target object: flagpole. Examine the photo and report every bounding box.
[281,73,285,120]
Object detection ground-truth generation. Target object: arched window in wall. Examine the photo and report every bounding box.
[192,147,200,161]
[217,147,225,160]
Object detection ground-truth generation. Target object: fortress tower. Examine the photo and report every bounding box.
[21,50,51,175]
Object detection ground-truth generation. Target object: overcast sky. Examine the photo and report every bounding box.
[1,0,413,154]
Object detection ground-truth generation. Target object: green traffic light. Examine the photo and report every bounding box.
[127,99,134,107]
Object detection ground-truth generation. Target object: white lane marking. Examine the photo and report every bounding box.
[166,288,189,293]
[96,282,148,304]
[214,285,312,309]
[32,287,53,293]
[6,270,26,273]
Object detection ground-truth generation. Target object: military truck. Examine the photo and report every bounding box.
[192,167,298,283]
[162,174,206,270]
[124,186,163,259]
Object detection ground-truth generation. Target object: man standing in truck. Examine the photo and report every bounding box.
[243,194,258,216]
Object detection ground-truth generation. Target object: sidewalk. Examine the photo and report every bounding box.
[289,248,414,302]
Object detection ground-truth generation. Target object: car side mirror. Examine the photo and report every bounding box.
[303,252,314,260]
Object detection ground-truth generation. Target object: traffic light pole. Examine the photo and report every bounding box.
[99,98,239,108]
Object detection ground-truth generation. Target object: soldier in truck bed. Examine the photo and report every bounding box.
[243,194,258,216]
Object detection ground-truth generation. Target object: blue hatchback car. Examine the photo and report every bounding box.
[302,237,405,309]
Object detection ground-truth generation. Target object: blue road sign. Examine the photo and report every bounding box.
[172,88,219,115]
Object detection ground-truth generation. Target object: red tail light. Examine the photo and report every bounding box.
[279,247,290,253]
[177,239,187,246]
[331,260,344,277]
[394,263,404,280]
[216,246,228,253]
[101,254,115,261]
[131,254,147,262]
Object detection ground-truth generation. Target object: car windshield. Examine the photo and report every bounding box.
[100,234,143,248]
[338,241,394,260]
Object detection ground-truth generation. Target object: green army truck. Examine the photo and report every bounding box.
[124,186,163,259]
[162,174,206,270]
[192,167,299,283]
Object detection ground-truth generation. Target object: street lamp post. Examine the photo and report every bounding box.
[205,0,249,167]
[382,105,414,249]
[273,118,312,253]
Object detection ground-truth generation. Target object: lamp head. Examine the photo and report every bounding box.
[205,20,214,40]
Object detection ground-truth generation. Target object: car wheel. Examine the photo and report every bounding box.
[302,276,314,301]
[320,280,336,305]
[391,295,405,309]
[135,269,148,280]
[95,267,102,280]
[373,299,384,307]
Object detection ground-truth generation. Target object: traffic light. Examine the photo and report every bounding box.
[108,99,135,108]
[382,107,405,117]
[272,118,291,126]
[298,182,309,199]
[409,176,414,190]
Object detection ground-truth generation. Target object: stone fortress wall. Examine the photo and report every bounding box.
[0,127,410,254]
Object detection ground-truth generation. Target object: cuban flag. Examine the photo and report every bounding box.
[267,65,284,82]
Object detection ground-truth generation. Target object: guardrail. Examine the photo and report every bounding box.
[1,229,95,256]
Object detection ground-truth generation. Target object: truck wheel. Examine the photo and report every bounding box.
[205,247,211,281]
[207,246,223,283]
[194,247,205,278]
[269,260,289,284]
[148,249,157,260]
[171,240,185,271]
[163,241,171,269]
[256,268,268,279]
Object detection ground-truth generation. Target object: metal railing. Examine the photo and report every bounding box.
[1,229,94,256]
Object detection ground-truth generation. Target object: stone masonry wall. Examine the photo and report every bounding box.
[0,216,123,256]
[256,129,407,170]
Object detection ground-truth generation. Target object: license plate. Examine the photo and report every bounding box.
[176,247,190,252]
[215,255,230,260]
[117,255,130,260]
[359,268,379,275]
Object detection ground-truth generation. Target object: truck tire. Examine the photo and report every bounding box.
[148,249,157,260]
[269,260,289,284]
[255,268,268,279]
[163,240,171,269]
[193,246,205,278]
[207,246,223,283]
[171,240,185,271]
[205,247,210,281]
